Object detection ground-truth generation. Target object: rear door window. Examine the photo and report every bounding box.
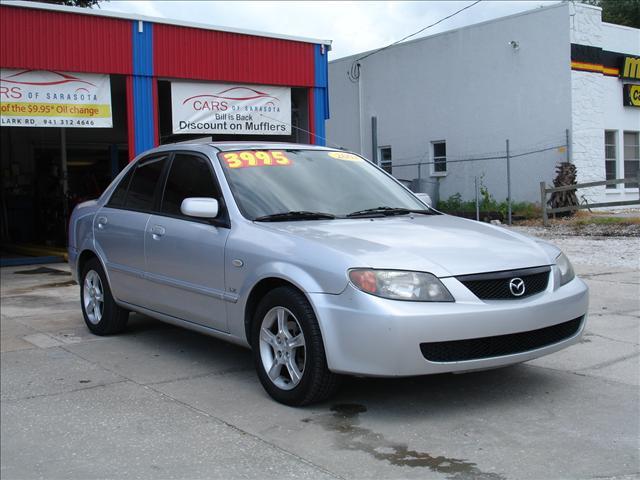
[107,168,134,208]
[160,154,220,218]
[123,156,168,211]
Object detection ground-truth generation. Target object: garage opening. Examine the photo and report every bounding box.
[0,75,128,260]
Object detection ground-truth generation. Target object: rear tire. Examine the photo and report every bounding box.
[80,258,128,335]
[252,286,339,406]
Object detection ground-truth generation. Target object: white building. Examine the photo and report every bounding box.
[326,2,639,206]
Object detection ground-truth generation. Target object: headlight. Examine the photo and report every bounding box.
[348,269,454,302]
[556,252,575,286]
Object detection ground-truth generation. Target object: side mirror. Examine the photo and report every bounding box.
[180,197,219,218]
[414,192,433,208]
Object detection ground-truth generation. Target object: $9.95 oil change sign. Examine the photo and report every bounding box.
[0,69,112,128]
[171,80,291,135]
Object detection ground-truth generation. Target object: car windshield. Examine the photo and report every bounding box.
[217,149,429,220]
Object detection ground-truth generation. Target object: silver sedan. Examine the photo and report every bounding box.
[68,143,588,405]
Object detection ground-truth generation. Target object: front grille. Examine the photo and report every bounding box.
[457,266,550,300]
[420,317,583,362]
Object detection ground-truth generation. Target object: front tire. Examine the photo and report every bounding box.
[80,258,128,335]
[252,286,339,406]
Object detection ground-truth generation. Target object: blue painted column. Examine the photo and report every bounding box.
[127,21,158,160]
[313,44,330,146]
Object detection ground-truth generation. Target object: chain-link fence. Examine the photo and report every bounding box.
[390,130,571,224]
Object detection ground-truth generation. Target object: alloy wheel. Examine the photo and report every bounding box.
[259,306,306,390]
[83,270,104,325]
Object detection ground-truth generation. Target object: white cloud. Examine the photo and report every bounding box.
[100,0,559,59]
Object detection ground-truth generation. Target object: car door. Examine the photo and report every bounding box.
[143,152,231,332]
[94,154,168,306]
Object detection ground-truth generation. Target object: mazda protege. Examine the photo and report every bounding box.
[68,142,588,405]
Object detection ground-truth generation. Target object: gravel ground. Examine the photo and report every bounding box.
[512,226,640,269]
[512,219,640,237]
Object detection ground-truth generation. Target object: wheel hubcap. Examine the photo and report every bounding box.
[83,270,104,325]
[259,306,306,390]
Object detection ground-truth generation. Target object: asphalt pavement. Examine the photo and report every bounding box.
[1,240,638,480]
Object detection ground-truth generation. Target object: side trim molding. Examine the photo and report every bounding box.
[106,264,240,303]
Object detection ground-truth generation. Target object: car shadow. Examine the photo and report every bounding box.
[123,312,566,415]
[115,313,576,480]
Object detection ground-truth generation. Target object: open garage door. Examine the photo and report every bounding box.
[1,72,129,260]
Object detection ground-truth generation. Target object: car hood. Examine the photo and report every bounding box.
[258,214,553,277]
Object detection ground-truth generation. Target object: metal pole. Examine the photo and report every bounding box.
[540,181,548,227]
[565,128,571,164]
[357,65,365,154]
[475,176,480,221]
[506,139,512,225]
[60,128,68,198]
[371,116,378,165]
[60,127,69,239]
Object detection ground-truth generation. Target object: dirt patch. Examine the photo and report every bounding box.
[511,226,639,269]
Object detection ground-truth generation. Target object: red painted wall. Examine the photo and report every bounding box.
[154,24,315,86]
[1,5,318,87]
[0,5,132,74]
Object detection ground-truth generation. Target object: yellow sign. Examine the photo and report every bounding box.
[328,151,363,162]
[0,102,111,118]
[623,84,640,107]
[621,56,640,80]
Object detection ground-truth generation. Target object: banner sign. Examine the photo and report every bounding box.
[171,81,291,135]
[623,84,640,108]
[0,69,112,128]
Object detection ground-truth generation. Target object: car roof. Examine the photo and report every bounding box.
[135,141,343,162]
[208,142,337,152]
[152,140,337,152]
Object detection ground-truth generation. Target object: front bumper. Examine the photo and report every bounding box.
[309,269,588,377]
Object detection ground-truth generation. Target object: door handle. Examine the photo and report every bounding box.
[150,225,165,239]
[96,216,108,229]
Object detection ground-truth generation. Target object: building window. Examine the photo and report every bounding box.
[432,141,446,175]
[605,130,617,189]
[379,146,392,173]
[624,131,639,188]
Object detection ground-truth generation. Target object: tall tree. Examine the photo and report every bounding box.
[581,0,640,28]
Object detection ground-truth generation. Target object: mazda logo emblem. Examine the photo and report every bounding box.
[509,278,526,297]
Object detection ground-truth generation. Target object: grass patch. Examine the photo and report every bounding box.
[436,193,541,220]
[574,216,640,226]
[437,191,639,226]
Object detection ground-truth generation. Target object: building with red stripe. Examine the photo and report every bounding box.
[0,0,331,253]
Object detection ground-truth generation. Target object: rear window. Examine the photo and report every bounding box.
[125,156,167,211]
[108,156,167,211]
[107,168,134,208]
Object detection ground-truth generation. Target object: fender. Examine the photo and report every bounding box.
[226,260,349,343]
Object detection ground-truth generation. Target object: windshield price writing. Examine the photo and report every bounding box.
[223,151,292,169]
